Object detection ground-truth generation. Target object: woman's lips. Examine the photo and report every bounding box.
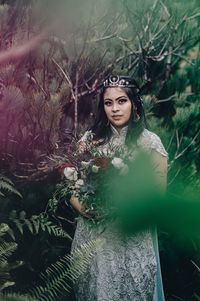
[112,115,122,120]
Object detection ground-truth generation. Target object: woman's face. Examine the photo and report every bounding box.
[103,87,133,130]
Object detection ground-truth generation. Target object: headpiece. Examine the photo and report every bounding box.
[103,75,139,91]
[101,75,143,105]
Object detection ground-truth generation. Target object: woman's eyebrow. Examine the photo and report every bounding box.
[103,98,113,101]
[116,96,127,100]
[104,96,127,101]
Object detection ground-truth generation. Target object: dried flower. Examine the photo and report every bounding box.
[93,157,109,170]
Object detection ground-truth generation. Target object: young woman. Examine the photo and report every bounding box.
[70,75,168,301]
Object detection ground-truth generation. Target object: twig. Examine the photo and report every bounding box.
[52,58,75,100]
[185,12,200,21]
[90,33,117,43]
[171,295,185,301]
[155,93,195,104]
[175,129,200,160]
[27,73,48,97]
[168,168,181,185]
[191,260,200,273]
[173,53,197,67]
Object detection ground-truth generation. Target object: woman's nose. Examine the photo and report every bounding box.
[112,103,119,112]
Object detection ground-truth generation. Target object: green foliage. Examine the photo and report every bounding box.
[30,238,104,301]
[0,294,36,301]
[9,210,72,240]
[0,175,22,198]
[0,223,22,292]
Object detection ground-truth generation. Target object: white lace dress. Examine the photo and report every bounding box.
[71,126,167,301]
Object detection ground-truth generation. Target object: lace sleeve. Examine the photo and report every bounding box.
[137,129,168,157]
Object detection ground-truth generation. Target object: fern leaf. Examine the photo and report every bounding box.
[7,228,15,240]
[0,176,14,186]
[0,241,17,264]
[0,224,10,237]
[14,220,24,235]
[30,238,104,301]
[0,177,22,198]
[32,218,40,233]
[0,181,14,193]
[10,212,71,239]
[0,293,36,301]
[24,220,34,234]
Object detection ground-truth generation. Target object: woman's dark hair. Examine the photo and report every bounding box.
[90,75,146,146]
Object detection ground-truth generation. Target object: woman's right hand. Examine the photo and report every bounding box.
[69,195,94,219]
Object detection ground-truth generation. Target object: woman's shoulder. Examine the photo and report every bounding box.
[137,129,168,157]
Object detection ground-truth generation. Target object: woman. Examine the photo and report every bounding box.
[70,75,168,301]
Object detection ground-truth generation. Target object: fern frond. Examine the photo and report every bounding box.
[0,176,22,198]
[9,211,71,240]
[0,176,13,186]
[0,241,17,264]
[30,238,105,301]
[0,293,36,301]
[0,224,10,237]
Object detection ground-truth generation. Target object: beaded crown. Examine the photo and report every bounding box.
[103,75,139,90]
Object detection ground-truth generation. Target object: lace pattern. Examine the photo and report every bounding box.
[137,129,168,157]
[79,127,168,158]
[72,127,167,301]
[71,218,157,301]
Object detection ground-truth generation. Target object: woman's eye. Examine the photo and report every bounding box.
[118,98,127,104]
[104,101,112,106]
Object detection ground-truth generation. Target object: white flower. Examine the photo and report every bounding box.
[91,165,100,173]
[75,179,84,188]
[111,157,129,175]
[63,167,78,181]
[111,157,124,169]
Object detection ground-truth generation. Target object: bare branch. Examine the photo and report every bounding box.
[175,129,200,160]
[173,53,197,67]
[52,58,75,100]
[90,33,117,43]
[184,12,200,21]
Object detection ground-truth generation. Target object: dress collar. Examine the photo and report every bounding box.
[110,123,128,138]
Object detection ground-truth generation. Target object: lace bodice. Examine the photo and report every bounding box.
[79,125,168,158]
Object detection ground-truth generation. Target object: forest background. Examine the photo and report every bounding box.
[0,0,199,300]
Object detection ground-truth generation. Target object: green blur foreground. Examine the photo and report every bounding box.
[110,153,200,239]
[109,153,200,299]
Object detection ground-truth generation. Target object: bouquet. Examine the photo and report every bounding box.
[62,137,137,224]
